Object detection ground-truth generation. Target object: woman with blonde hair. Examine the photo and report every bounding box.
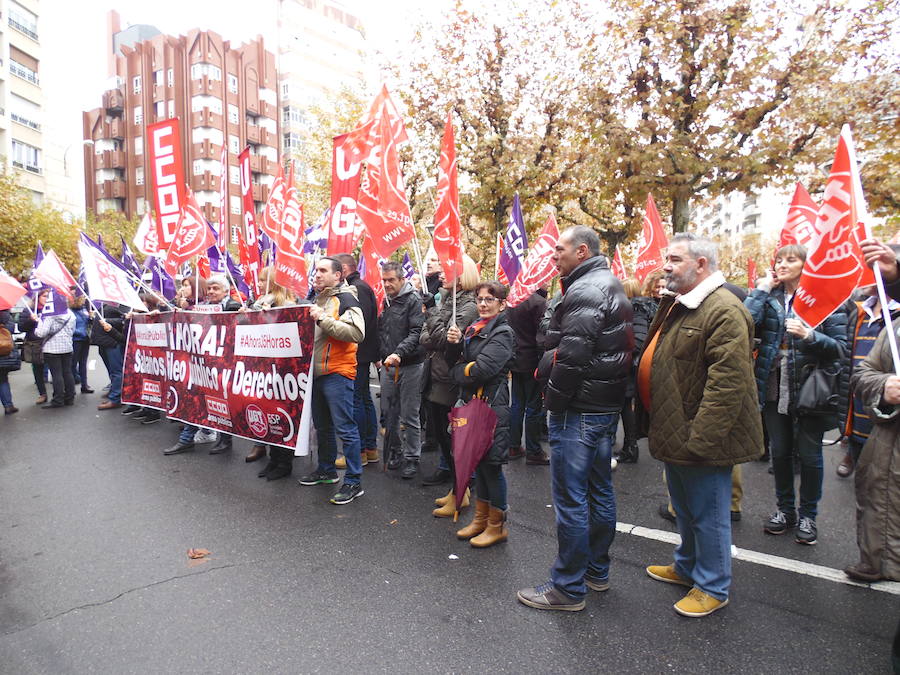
[641,269,667,299]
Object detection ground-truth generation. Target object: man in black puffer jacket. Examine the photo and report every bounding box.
[378,261,426,478]
[518,225,633,613]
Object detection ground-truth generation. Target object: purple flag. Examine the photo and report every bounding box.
[207,244,226,274]
[27,244,49,293]
[120,235,143,279]
[258,230,277,266]
[401,252,415,280]
[499,193,528,284]
[146,256,176,301]
[40,288,70,317]
[302,208,329,255]
[226,251,251,298]
[80,232,131,275]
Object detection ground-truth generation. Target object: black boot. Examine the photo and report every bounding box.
[266,447,294,481]
[258,459,277,478]
[619,441,639,464]
[209,434,232,455]
[387,451,402,471]
[401,458,419,479]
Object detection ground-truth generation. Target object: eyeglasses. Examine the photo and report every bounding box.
[475,297,498,305]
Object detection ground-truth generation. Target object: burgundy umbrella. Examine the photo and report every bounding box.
[449,394,498,515]
[0,271,27,310]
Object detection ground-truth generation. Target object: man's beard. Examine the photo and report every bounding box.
[666,267,697,294]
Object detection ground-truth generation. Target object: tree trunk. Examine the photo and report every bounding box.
[671,193,692,233]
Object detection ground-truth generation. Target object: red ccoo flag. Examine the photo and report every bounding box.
[164,189,216,278]
[611,245,627,280]
[634,193,669,283]
[361,234,386,313]
[432,113,464,283]
[507,215,560,307]
[747,258,758,289]
[778,182,819,250]
[793,126,867,328]
[273,174,309,299]
[496,234,510,285]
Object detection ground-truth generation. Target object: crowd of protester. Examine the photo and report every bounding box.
[2,233,898,624]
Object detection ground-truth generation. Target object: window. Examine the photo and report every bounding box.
[228,104,239,124]
[167,68,174,87]
[155,101,165,119]
[8,2,38,40]
[168,100,175,118]
[282,106,305,127]
[230,195,241,215]
[229,166,240,185]
[136,197,147,215]
[135,136,144,155]
[190,63,222,81]
[136,167,144,185]
[10,94,41,130]
[11,140,41,173]
[193,160,204,176]
[10,60,38,85]
[228,74,238,94]
[134,106,143,125]
[154,70,163,86]
[229,134,239,154]
[281,82,289,99]
[283,132,300,151]
[133,75,142,94]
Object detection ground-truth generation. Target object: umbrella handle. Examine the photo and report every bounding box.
[393,365,400,383]
[476,386,484,400]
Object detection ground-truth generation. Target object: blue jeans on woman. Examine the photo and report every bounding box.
[764,402,830,519]
[666,463,733,601]
[99,344,124,404]
[0,371,12,407]
[548,410,617,600]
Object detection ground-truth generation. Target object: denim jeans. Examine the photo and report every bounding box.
[31,362,46,397]
[510,371,543,454]
[44,352,75,405]
[764,402,829,519]
[474,462,507,509]
[312,373,362,484]
[380,362,423,460]
[0,371,12,407]
[179,425,198,444]
[353,362,378,450]
[548,410,618,600]
[666,462,733,601]
[71,339,90,388]
[100,344,125,404]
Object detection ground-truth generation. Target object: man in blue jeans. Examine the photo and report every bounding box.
[298,257,366,505]
[517,226,633,612]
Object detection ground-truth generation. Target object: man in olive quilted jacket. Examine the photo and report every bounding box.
[637,233,763,618]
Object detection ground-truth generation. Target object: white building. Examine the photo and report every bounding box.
[691,186,791,245]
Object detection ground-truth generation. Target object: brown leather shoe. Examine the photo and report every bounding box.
[526,450,550,465]
[844,563,883,582]
[97,401,122,410]
[35,395,47,405]
[508,446,525,460]
[245,444,267,463]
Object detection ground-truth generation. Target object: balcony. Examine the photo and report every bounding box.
[251,184,269,203]
[246,125,260,144]
[192,140,221,160]
[107,118,125,139]
[259,128,274,148]
[191,108,223,129]
[259,101,275,120]
[96,150,125,169]
[12,160,41,175]
[10,112,40,131]
[9,60,38,85]
[8,17,38,41]
[97,179,126,199]
[191,172,217,191]
[103,89,124,112]
[190,76,222,97]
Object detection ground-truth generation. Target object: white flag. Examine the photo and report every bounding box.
[79,241,147,311]
[133,212,160,256]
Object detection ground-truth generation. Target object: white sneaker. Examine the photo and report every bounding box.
[611,457,618,471]
[194,429,218,444]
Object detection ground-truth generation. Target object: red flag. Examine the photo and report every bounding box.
[164,189,216,277]
[273,176,309,299]
[747,258,758,289]
[793,126,866,328]
[133,212,160,256]
[361,234,386,313]
[34,250,77,298]
[261,162,286,242]
[778,182,819,250]
[147,119,187,251]
[496,235,510,285]
[197,254,210,280]
[634,193,669,283]
[328,133,365,255]
[432,114,463,283]
[0,269,28,310]
[236,229,255,291]
[238,147,261,295]
[611,245,627,280]
[507,215,560,307]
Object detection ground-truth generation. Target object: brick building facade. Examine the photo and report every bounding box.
[82,18,279,245]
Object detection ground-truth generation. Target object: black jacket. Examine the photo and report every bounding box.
[91,305,126,347]
[445,311,515,464]
[379,282,424,365]
[506,289,547,373]
[346,271,379,363]
[537,256,634,413]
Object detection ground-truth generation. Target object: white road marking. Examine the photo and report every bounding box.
[615,521,900,596]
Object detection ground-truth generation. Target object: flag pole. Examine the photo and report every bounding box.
[494,231,501,279]
[223,257,248,309]
[871,264,900,375]
[195,257,200,305]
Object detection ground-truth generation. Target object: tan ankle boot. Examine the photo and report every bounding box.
[456,499,489,539]
[470,506,508,548]
[435,488,454,507]
[433,488,469,518]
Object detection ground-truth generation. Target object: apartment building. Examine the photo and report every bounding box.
[1,0,45,203]
[691,187,791,245]
[82,11,279,244]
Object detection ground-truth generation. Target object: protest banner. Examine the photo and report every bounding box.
[122,307,315,452]
[506,214,560,307]
[147,119,186,251]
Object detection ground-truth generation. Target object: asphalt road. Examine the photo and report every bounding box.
[0,358,896,674]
